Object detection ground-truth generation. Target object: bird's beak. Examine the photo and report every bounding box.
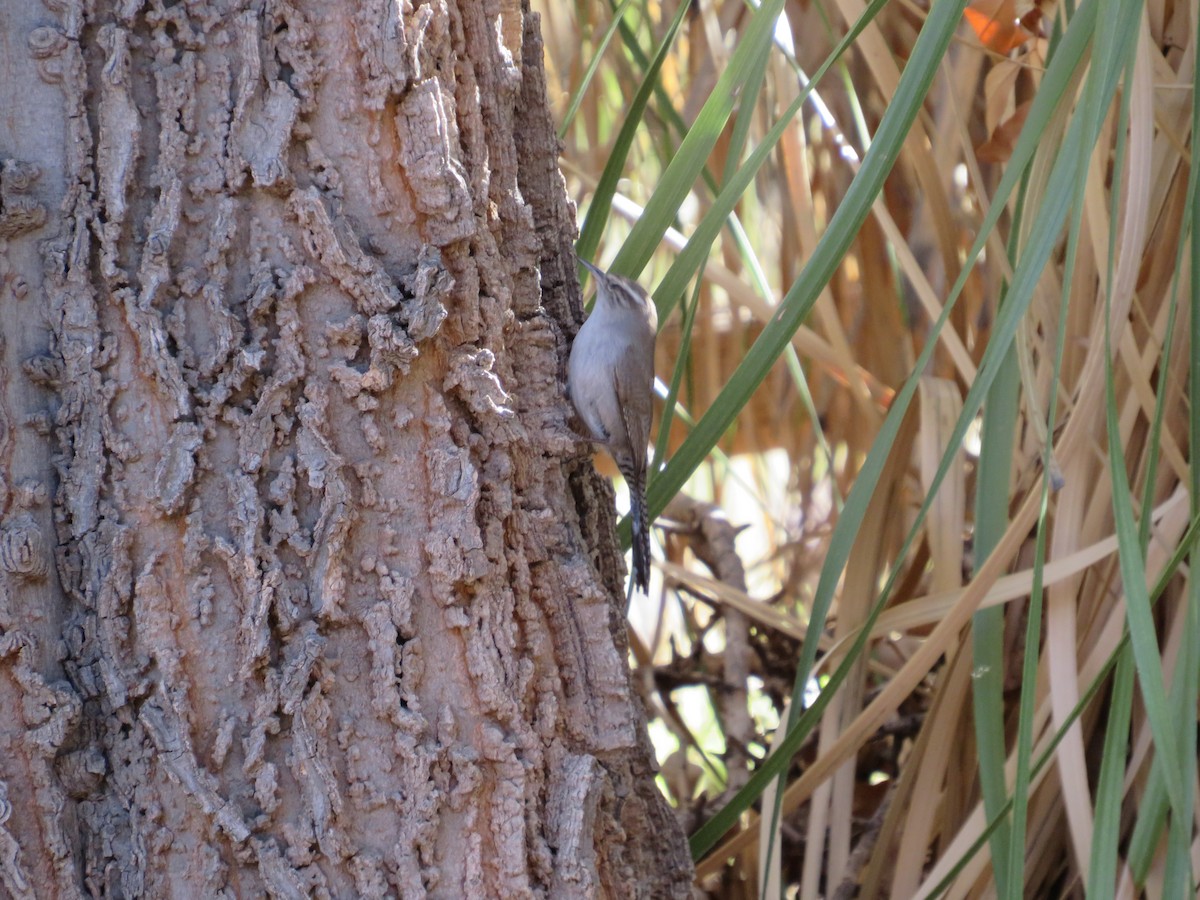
[577,256,603,278]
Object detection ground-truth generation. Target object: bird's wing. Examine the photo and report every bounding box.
[612,349,651,480]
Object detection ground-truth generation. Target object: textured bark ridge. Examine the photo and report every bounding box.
[0,0,692,896]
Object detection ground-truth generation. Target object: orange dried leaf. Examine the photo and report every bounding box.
[964,0,1034,54]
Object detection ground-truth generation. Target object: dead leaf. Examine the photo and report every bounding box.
[976,100,1032,163]
[964,0,1035,54]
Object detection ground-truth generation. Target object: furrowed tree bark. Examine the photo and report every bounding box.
[0,0,693,896]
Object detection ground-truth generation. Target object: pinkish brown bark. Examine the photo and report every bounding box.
[0,0,692,895]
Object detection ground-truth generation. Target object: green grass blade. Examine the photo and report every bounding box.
[1086,41,1136,899]
[1104,262,1189,824]
[1003,491,1048,898]
[1161,594,1198,896]
[971,342,1020,893]
[1126,759,1168,882]
[969,168,1028,891]
[1088,646,1135,900]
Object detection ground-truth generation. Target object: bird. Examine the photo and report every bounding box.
[568,258,658,592]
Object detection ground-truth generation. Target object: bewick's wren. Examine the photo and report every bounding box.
[569,258,658,592]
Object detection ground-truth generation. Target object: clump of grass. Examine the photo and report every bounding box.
[543,0,1200,895]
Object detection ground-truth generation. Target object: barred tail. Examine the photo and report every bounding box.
[630,475,651,593]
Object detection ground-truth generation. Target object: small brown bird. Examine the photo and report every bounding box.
[569,259,658,592]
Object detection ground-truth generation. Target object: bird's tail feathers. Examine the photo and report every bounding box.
[630,474,651,593]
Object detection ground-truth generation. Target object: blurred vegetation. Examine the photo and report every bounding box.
[536,0,1199,896]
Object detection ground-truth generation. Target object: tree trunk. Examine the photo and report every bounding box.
[0,1,693,896]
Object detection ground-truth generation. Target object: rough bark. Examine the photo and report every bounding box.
[0,0,693,896]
